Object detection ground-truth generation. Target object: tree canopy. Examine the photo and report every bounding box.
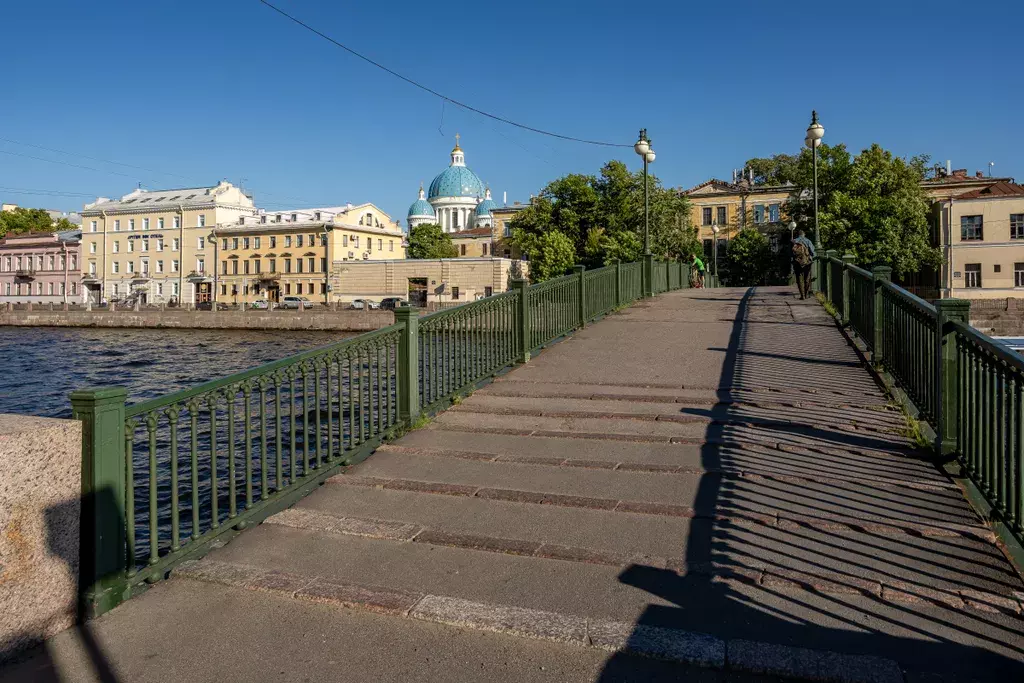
[406,223,457,259]
[512,228,576,283]
[741,154,800,186]
[510,160,698,281]
[722,228,772,287]
[0,207,73,240]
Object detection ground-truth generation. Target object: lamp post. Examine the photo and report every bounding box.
[711,223,720,286]
[788,220,798,282]
[805,111,824,289]
[635,129,656,295]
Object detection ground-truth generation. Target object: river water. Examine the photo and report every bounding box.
[0,327,352,418]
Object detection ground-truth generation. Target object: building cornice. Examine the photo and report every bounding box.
[82,203,255,217]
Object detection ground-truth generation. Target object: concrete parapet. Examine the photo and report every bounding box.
[0,308,395,332]
[0,414,82,661]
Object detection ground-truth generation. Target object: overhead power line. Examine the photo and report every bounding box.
[257,0,632,149]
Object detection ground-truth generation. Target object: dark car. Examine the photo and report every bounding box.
[197,301,230,311]
[380,297,408,310]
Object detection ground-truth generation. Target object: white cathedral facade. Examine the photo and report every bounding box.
[407,135,497,233]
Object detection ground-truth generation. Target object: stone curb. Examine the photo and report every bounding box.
[327,474,995,542]
[263,507,1021,615]
[173,559,905,683]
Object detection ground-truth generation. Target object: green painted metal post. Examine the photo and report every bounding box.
[70,386,129,618]
[825,250,838,302]
[643,253,654,298]
[841,253,855,325]
[574,265,586,327]
[936,299,971,455]
[811,255,822,294]
[512,279,530,363]
[394,306,419,424]
[871,266,892,369]
[614,259,622,307]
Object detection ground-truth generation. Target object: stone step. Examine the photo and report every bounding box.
[188,525,1024,682]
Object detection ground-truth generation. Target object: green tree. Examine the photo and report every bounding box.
[787,143,938,276]
[406,223,457,259]
[510,160,695,271]
[512,228,576,282]
[722,228,772,287]
[742,154,800,186]
[0,207,59,239]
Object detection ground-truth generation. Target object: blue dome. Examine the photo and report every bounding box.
[408,198,435,218]
[428,165,485,199]
[475,198,497,216]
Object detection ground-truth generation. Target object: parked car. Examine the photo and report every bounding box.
[280,296,312,310]
[379,297,407,310]
[250,299,272,310]
[197,301,230,311]
[350,299,380,310]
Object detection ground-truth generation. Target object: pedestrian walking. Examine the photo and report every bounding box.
[791,229,816,300]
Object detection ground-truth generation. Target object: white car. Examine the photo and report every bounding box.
[350,299,380,310]
[280,296,312,310]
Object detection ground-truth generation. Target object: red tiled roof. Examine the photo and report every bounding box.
[953,182,1024,200]
[451,227,493,237]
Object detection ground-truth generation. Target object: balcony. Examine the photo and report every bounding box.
[14,268,36,279]
[131,274,152,284]
[186,271,213,283]
[256,271,281,282]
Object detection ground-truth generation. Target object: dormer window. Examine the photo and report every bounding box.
[291,213,297,222]
[314,212,321,221]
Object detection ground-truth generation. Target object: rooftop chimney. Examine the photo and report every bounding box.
[952,169,968,179]
[976,171,984,178]
[946,160,952,175]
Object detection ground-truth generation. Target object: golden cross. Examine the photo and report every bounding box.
[455,133,460,146]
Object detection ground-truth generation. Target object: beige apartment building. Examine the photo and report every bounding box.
[211,204,405,305]
[933,182,1024,299]
[80,181,256,304]
[331,258,527,306]
[683,179,793,256]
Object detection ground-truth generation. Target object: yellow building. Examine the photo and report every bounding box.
[683,179,793,256]
[331,258,527,306]
[931,182,1024,299]
[80,181,255,304]
[211,204,405,305]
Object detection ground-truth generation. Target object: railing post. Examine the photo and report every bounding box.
[841,253,855,325]
[811,255,823,294]
[512,279,530,363]
[394,306,419,424]
[935,299,971,455]
[69,386,129,618]
[614,259,622,307]
[574,265,586,327]
[871,266,892,369]
[825,250,838,301]
[643,253,654,298]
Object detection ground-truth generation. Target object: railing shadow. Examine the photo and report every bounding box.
[597,287,1024,682]
[0,490,121,683]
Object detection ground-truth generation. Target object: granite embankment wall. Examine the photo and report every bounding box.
[0,308,395,331]
[969,298,1024,336]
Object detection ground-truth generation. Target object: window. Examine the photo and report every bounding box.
[113,241,120,253]
[260,215,267,224]
[285,236,292,248]
[157,283,163,295]
[319,234,327,247]
[142,218,150,230]
[129,219,135,231]
[244,260,250,275]
[1016,263,1024,287]
[320,283,326,295]
[285,259,292,273]
[223,238,229,250]
[48,282,54,295]
[89,262,96,275]
[253,259,260,273]
[368,238,373,252]
[389,240,394,252]
[296,235,303,248]
[1011,214,1024,240]
[70,255,77,270]
[483,243,489,256]
[353,236,359,248]
[378,239,383,251]
[59,283,66,296]
[172,260,179,273]
[158,218,164,230]
[716,207,726,226]
[285,283,291,294]
[319,258,326,272]
[702,208,713,226]
[269,258,276,272]
[157,239,164,252]
[90,220,97,233]
[964,263,982,288]
[754,205,766,223]
[270,236,276,248]
[221,284,227,295]
[961,215,983,241]
[460,244,467,255]
[769,204,780,223]
[231,260,238,275]
[157,260,164,273]
[141,260,149,275]
[232,238,239,250]
[172,238,179,251]
[127,261,134,273]
[296,283,303,295]
[343,235,349,247]
[173,216,180,229]
[198,215,206,227]
[994,264,1002,273]
[173,282,179,296]
[452,286,460,300]
[197,258,205,273]
[4,283,8,296]
[243,238,250,250]
[2,256,8,271]
[48,255,55,270]
[504,222,512,238]
[222,261,228,275]
[297,259,304,273]
[71,283,77,295]
[90,242,97,254]
[114,219,121,231]
[141,240,149,252]
[198,237,205,250]
[127,240,134,253]
[485,286,493,297]
[254,237,261,249]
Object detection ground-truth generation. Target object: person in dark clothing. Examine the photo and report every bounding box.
[791,229,816,300]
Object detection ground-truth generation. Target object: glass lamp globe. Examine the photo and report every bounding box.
[645,150,656,163]
[634,137,650,156]
[807,122,825,141]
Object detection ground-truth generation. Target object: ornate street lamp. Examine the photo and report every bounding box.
[634,129,656,255]
[805,111,824,252]
[711,223,720,285]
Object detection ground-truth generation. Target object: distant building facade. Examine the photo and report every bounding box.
[211,204,405,305]
[80,182,256,304]
[682,179,793,257]
[406,136,498,233]
[0,230,81,304]
[331,258,527,306]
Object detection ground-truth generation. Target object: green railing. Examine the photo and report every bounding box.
[820,253,1023,551]
[70,257,689,616]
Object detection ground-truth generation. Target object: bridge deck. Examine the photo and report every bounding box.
[10,287,1024,683]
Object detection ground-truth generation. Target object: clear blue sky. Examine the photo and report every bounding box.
[2,0,1020,225]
